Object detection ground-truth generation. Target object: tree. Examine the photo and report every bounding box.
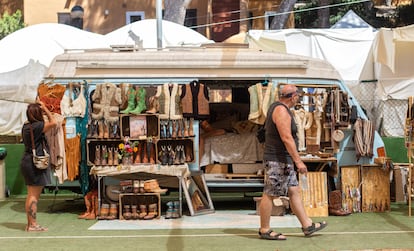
[0,10,25,40]
[164,0,192,25]
[270,0,297,29]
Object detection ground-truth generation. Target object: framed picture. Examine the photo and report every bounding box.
[129,116,147,139]
[182,172,215,216]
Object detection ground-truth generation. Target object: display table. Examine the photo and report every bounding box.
[301,156,337,173]
[90,164,190,217]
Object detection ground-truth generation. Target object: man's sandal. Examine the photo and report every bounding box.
[302,221,327,237]
[26,225,48,232]
[258,229,287,240]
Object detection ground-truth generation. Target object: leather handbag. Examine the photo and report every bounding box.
[29,124,50,170]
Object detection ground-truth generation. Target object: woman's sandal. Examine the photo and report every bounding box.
[258,229,287,240]
[302,221,327,237]
[26,225,48,232]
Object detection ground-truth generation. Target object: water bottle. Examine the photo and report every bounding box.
[301,174,308,190]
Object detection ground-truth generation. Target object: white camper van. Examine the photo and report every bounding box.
[46,47,383,210]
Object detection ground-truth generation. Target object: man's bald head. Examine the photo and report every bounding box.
[280,84,298,98]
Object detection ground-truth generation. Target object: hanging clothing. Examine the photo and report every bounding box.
[248,82,278,125]
[155,83,183,120]
[91,83,122,122]
[60,84,87,118]
[38,83,66,114]
[44,113,67,184]
[65,135,81,181]
[180,80,210,120]
[353,118,374,161]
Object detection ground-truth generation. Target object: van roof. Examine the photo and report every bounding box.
[46,47,342,80]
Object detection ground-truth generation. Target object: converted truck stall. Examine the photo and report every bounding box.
[43,47,385,217]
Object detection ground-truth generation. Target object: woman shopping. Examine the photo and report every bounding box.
[20,98,56,232]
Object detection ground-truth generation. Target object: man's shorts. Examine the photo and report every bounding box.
[263,160,299,197]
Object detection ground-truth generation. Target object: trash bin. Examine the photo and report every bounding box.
[0,147,7,200]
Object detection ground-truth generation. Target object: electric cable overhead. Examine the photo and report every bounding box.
[188,0,370,29]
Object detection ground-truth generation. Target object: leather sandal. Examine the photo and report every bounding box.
[258,229,286,240]
[302,221,327,236]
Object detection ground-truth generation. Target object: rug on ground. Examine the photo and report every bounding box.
[89,210,301,230]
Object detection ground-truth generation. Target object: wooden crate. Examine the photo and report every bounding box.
[340,165,361,213]
[118,193,161,220]
[300,172,328,217]
[361,165,391,212]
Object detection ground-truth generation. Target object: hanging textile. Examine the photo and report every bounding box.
[37,82,66,114]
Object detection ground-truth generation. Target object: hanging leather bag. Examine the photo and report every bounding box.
[29,124,50,170]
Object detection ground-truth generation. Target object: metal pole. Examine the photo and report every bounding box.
[156,0,163,49]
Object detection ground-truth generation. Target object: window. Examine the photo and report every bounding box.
[264,11,277,30]
[57,12,71,25]
[126,11,145,24]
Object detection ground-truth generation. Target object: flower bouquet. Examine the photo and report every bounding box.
[118,137,134,165]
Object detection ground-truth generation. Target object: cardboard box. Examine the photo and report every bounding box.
[205,164,228,174]
[232,163,263,174]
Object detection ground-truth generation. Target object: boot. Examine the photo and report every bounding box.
[177,119,183,138]
[120,87,136,114]
[172,201,181,218]
[179,145,186,164]
[146,96,159,114]
[185,145,193,162]
[107,203,118,220]
[94,145,101,166]
[183,118,189,137]
[144,203,157,220]
[165,201,174,219]
[107,147,113,166]
[130,87,147,115]
[123,205,132,220]
[188,118,194,136]
[113,148,119,166]
[103,121,110,138]
[84,195,98,220]
[98,120,104,138]
[167,145,174,165]
[329,190,351,216]
[99,203,110,220]
[142,142,149,163]
[134,143,141,164]
[101,145,107,166]
[131,205,139,220]
[171,120,177,138]
[87,120,97,138]
[148,141,155,164]
[138,204,147,219]
[166,120,172,138]
[174,145,181,165]
[111,122,120,138]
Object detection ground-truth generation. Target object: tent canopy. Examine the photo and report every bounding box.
[247,28,377,84]
[331,10,373,29]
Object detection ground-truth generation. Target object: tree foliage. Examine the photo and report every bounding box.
[294,0,413,29]
[0,10,25,40]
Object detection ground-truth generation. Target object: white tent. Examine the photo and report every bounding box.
[331,10,373,29]
[0,23,109,74]
[105,19,214,48]
[247,28,377,84]
[368,25,414,136]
